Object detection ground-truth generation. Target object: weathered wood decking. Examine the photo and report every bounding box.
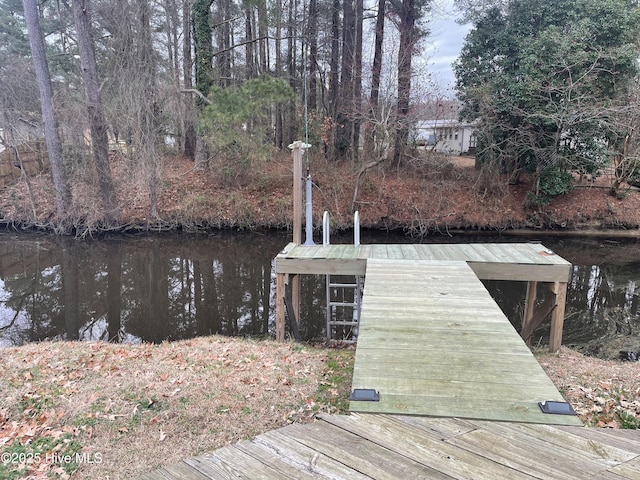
[138,413,640,479]
[137,242,595,479]
[275,242,572,350]
[350,258,581,425]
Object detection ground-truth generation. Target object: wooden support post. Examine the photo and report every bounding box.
[292,273,300,334]
[522,281,538,344]
[549,282,567,353]
[276,273,285,342]
[284,275,302,341]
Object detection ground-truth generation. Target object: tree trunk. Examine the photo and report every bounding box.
[336,0,354,158]
[183,0,196,159]
[307,0,318,112]
[71,0,119,223]
[23,0,72,227]
[244,3,255,79]
[392,0,417,169]
[352,0,363,161]
[215,0,232,87]
[366,0,385,160]
[257,0,268,74]
[194,0,214,98]
[193,0,213,169]
[328,0,340,158]
[285,0,297,144]
[274,0,283,148]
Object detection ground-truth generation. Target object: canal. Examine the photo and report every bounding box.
[0,231,638,358]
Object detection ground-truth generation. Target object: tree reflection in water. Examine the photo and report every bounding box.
[0,233,638,356]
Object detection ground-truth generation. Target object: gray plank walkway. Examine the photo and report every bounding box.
[349,258,582,425]
[275,242,571,282]
[138,413,640,479]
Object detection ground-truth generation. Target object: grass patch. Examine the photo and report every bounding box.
[313,347,355,415]
[0,337,349,478]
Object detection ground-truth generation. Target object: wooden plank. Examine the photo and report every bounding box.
[468,262,571,282]
[438,244,473,261]
[470,421,637,465]
[386,415,478,440]
[356,244,372,259]
[231,441,320,479]
[351,258,578,425]
[282,421,455,479]
[351,393,582,425]
[384,244,406,259]
[213,443,309,479]
[310,245,331,259]
[468,243,501,263]
[510,243,553,264]
[326,245,350,258]
[445,425,619,479]
[297,245,323,258]
[453,243,486,262]
[135,461,212,480]
[351,375,567,402]
[399,244,421,259]
[423,244,457,261]
[275,257,365,275]
[369,244,388,259]
[317,414,535,480]
[280,242,298,257]
[413,244,438,260]
[608,457,640,479]
[255,429,372,479]
[555,426,640,455]
[184,454,256,479]
[484,243,526,263]
[354,330,533,353]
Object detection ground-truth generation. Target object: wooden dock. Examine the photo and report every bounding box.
[275,242,571,351]
[350,258,580,425]
[138,413,640,479]
[137,242,602,479]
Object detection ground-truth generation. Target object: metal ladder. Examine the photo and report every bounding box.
[324,211,363,342]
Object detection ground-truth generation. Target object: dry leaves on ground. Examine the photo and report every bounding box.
[0,337,351,479]
[537,347,640,429]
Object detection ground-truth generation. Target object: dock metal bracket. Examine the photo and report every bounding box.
[350,389,380,402]
[538,401,576,416]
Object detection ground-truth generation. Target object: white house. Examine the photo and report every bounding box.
[412,119,478,155]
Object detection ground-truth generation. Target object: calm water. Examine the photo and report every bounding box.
[0,231,638,357]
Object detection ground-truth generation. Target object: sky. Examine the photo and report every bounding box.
[423,1,473,91]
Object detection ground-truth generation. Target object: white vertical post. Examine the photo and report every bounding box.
[304,169,314,245]
[354,211,360,246]
[322,211,330,246]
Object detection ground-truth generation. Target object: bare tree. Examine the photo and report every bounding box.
[70,0,119,223]
[22,0,72,227]
[183,0,197,159]
[364,0,386,160]
[390,0,430,168]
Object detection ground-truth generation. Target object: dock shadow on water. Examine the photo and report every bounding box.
[0,231,639,359]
